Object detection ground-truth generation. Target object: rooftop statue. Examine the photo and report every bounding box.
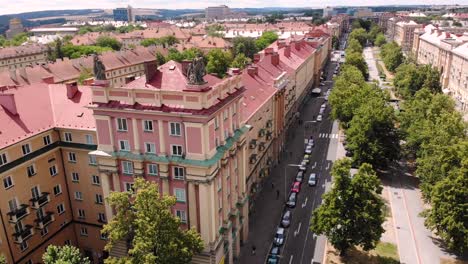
[187,57,206,85]
[93,54,106,80]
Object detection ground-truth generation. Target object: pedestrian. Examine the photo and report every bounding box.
[271,182,275,189]
[276,189,280,199]
[252,245,256,255]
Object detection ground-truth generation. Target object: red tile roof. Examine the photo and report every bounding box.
[0,83,95,149]
[0,44,47,59]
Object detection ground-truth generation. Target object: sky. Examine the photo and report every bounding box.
[0,0,465,16]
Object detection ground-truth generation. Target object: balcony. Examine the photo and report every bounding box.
[249,139,257,149]
[266,131,273,140]
[34,212,54,229]
[7,204,29,223]
[13,225,33,244]
[249,154,257,164]
[266,120,273,128]
[258,142,266,151]
[258,129,266,137]
[30,192,50,209]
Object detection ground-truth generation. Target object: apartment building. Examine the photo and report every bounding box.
[0,46,161,88]
[0,45,48,71]
[0,82,106,264]
[447,43,468,113]
[394,20,421,55]
[89,60,249,264]
[205,5,231,20]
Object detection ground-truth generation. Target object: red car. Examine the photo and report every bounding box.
[291,181,301,193]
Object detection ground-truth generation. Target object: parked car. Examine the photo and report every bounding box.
[302,158,310,165]
[321,103,327,110]
[281,210,292,227]
[305,145,313,154]
[308,138,315,147]
[319,108,325,115]
[308,173,317,186]
[299,160,307,171]
[304,154,311,160]
[317,114,323,122]
[296,171,304,182]
[286,192,297,208]
[267,256,279,264]
[291,181,301,193]
[270,246,281,258]
[320,82,325,86]
[273,227,285,246]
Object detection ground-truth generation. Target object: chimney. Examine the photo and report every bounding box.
[271,52,279,66]
[66,82,79,99]
[247,66,258,76]
[180,60,191,76]
[445,32,450,38]
[295,41,301,51]
[278,41,286,49]
[253,54,261,63]
[144,60,158,83]
[264,48,274,55]
[0,94,17,115]
[284,45,291,57]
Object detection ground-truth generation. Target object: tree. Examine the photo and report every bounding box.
[231,37,257,58]
[332,35,339,50]
[159,35,179,46]
[206,48,233,78]
[77,67,93,84]
[349,28,368,46]
[61,45,113,59]
[367,24,382,44]
[231,53,251,70]
[42,245,90,264]
[103,178,204,264]
[422,163,468,254]
[344,52,368,80]
[206,24,225,37]
[141,38,161,47]
[345,38,363,54]
[381,42,403,72]
[453,21,462,27]
[166,48,185,62]
[55,38,64,60]
[310,159,385,256]
[0,255,5,264]
[375,33,386,47]
[96,36,122,51]
[420,64,442,94]
[46,45,55,61]
[255,31,278,51]
[155,51,166,65]
[393,63,423,98]
[181,48,205,61]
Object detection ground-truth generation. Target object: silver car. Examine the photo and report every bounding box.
[281,210,292,228]
[273,227,285,246]
[286,192,297,208]
[317,114,323,122]
[308,173,317,186]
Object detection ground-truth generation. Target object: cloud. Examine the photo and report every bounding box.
[0,0,465,16]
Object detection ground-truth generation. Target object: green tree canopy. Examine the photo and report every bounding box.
[381,41,403,72]
[0,255,6,264]
[166,48,186,62]
[346,38,363,54]
[255,31,278,51]
[206,48,233,78]
[332,35,339,50]
[349,28,368,46]
[232,36,258,58]
[231,53,251,70]
[155,51,166,65]
[61,45,113,59]
[311,159,385,256]
[141,38,161,47]
[206,24,225,37]
[96,36,122,51]
[42,245,90,264]
[344,51,369,80]
[103,178,204,264]
[375,33,387,47]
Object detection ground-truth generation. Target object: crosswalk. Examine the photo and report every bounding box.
[319,133,339,139]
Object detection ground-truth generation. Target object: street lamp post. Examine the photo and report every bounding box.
[284,164,301,202]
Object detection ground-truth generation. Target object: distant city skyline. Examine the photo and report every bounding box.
[0,0,466,16]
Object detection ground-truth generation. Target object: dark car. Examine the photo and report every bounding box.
[281,210,292,227]
[273,227,285,246]
[296,171,304,182]
[286,192,297,208]
[270,246,281,258]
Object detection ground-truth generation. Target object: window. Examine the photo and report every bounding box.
[100,233,108,240]
[145,142,156,154]
[223,109,228,120]
[122,161,134,174]
[119,140,130,151]
[147,164,158,176]
[71,172,79,182]
[176,210,187,223]
[25,260,33,264]
[3,176,13,189]
[125,182,134,192]
[95,194,104,204]
[68,152,76,162]
[89,155,97,165]
[169,122,181,136]
[43,135,51,146]
[0,153,7,167]
[78,209,86,219]
[49,165,58,176]
[27,164,36,177]
[20,241,28,251]
[53,184,62,196]
[22,143,31,155]
[74,191,83,201]
[143,120,153,132]
[217,176,222,191]
[214,117,219,129]
[218,195,223,210]
[92,175,100,185]
[80,227,88,236]
[173,167,184,180]
[64,240,72,246]
[117,118,128,131]
[171,145,183,156]
[64,132,72,142]
[232,104,237,116]
[40,226,49,237]
[57,203,65,215]
[85,134,94,144]
[98,213,106,222]
[174,188,186,202]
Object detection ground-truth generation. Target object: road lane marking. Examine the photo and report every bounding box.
[325,162,330,170]
[294,222,302,237]
[312,162,317,169]
[289,255,294,264]
[302,198,308,208]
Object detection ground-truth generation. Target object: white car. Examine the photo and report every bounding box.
[308,173,317,186]
[299,160,307,171]
[305,145,313,154]
[274,227,285,246]
[321,103,327,110]
[317,114,323,122]
[319,108,324,115]
[308,139,315,147]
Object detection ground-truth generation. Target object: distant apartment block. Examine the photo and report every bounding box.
[5,18,24,39]
[113,6,134,22]
[0,44,47,70]
[205,5,231,20]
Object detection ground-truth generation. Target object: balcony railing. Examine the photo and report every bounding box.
[30,192,50,209]
[34,212,54,229]
[13,225,33,244]
[7,204,29,223]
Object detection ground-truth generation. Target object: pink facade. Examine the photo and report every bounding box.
[96,119,111,145]
[186,127,203,154]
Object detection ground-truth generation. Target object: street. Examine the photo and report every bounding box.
[237,56,344,264]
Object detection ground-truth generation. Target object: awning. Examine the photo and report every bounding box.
[312,88,321,94]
